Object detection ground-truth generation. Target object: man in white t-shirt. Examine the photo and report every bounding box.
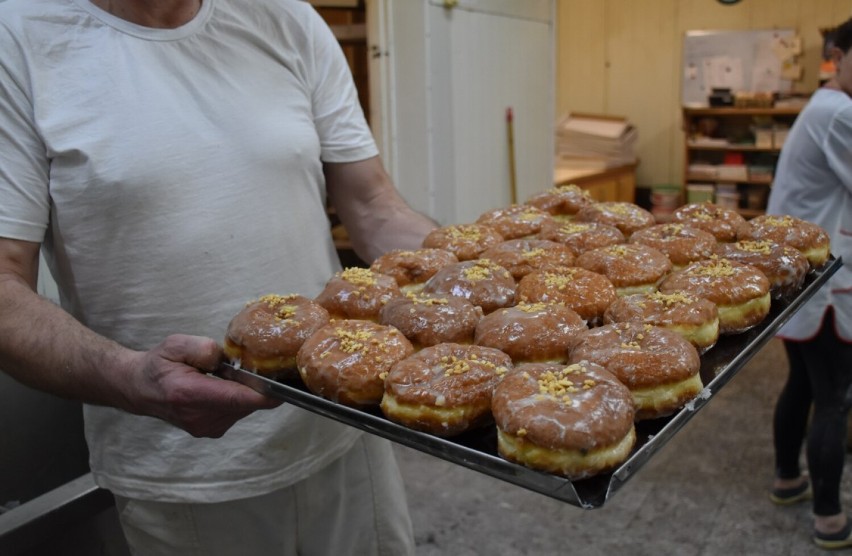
[0,0,436,553]
[767,16,852,550]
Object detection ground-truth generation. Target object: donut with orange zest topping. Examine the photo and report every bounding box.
[370,248,458,293]
[224,294,330,380]
[379,292,483,349]
[516,267,616,325]
[714,239,809,298]
[474,302,586,364]
[421,258,516,314]
[381,343,512,436]
[737,214,830,268]
[524,183,594,220]
[603,291,719,353]
[630,223,717,270]
[573,201,655,238]
[568,322,703,420]
[537,220,625,256]
[314,267,402,322]
[492,361,636,480]
[480,238,576,280]
[575,243,673,296]
[475,204,555,240]
[422,223,504,261]
[296,319,414,408]
[670,202,746,243]
[658,258,770,334]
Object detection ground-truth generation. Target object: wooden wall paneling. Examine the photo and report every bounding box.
[555,0,607,116]
[604,0,680,187]
[676,0,751,32]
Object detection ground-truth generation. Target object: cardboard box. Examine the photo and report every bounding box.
[754,127,773,149]
[773,126,790,149]
[716,164,748,181]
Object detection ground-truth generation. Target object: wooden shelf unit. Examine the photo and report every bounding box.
[681,106,802,217]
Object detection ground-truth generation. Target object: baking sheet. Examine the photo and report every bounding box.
[217,257,841,509]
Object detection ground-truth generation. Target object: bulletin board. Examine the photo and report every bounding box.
[682,29,799,107]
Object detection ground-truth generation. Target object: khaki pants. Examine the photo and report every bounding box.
[115,435,414,556]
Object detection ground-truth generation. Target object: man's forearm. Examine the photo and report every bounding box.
[325,157,439,263]
[353,201,437,262]
[0,275,135,409]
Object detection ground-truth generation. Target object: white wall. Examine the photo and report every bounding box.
[374,0,556,225]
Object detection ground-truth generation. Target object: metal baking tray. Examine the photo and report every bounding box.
[217,257,841,509]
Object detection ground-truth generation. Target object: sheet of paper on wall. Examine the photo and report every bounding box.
[685,62,699,82]
[752,64,781,93]
[781,61,803,81]
[771,35,802,61]
[702,56,744,91]
[752,40,783,91]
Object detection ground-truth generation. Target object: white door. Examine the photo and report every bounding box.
[367,0,555,225]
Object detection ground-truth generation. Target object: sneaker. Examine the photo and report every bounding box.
[769,480,812,506]
[814,519,852,550]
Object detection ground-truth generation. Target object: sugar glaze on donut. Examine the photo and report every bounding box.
[492,361,636,480]
[381,343,512,436]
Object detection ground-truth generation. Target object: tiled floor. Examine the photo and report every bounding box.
[396,339,852,556]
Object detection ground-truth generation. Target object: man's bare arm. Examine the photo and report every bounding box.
[325,156,437,263]
[0,238,280,438]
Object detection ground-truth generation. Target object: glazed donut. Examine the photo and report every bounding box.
[569,322,703,420]
[575,243,672,296]
[381,343,512,437]
[479,239,576,280]
[573,201,656,238]
[516,267,617,325]
[658,258,771,334]
[670,202,746,242]
[296,319,414,408]
[379,292,483,349]
[474,302,587,364]
[223,294,330,380]
[603,291,719,353]
[714,240,809,298]
[422,223,505,261]
[475,204,555,240]
[492,361,636,480]
[629,223,717,270]
[524,184,594,220]
[370,248,459,293]
[537,220,625,256]
[314,267,401,322]
[737,214,831,268]
[421,258,516,314]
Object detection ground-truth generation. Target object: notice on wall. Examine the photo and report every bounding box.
[682,29,799,107]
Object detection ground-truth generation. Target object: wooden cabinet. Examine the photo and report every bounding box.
[553,162,638,203]
[681,107,801,217]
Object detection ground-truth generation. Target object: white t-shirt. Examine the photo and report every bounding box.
[0,0,378,502]
[767,88,852,341]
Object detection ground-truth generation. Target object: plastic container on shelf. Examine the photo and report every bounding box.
[744,185,768,210]
[715,190,741,210]
[650,185,681,221]
[686,184,714,204]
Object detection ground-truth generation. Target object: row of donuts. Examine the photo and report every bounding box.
[221,188,831,480]
[223,295,678,480]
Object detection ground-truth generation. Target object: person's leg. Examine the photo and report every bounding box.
[115,435,414,555]
[772,339,812,486]
[115,486,299,556]
[294,434,415,556]
[800,311,852,537]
